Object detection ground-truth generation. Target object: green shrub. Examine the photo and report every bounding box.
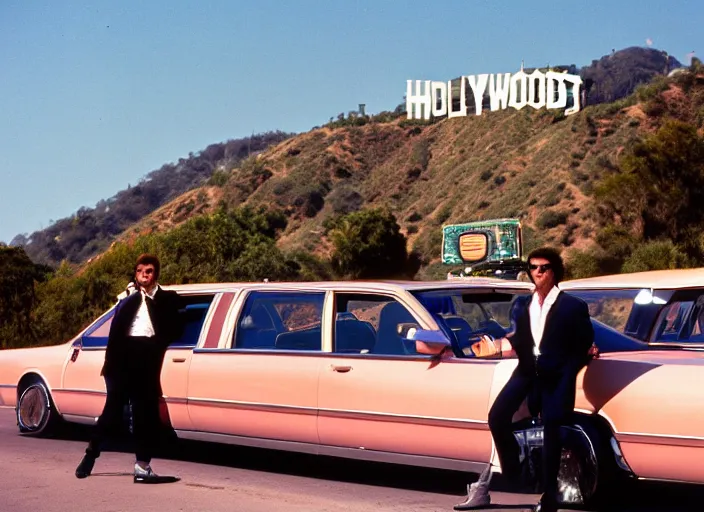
[207,169,230,187]
[536,210,568,229]
[327,208,417,279]
[621,240,690,273]
[565,249,602,279]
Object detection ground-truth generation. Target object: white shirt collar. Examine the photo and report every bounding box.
[142,284,160,300]
[533,285,560,307]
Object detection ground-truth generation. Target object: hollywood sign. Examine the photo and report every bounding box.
[406,68,583,119]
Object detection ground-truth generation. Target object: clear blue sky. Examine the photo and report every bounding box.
[0,0,700,244]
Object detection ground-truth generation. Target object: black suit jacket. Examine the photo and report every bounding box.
[509,290,594,380]
[102,286,182,379]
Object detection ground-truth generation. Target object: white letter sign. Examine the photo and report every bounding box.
[407,65,583,118]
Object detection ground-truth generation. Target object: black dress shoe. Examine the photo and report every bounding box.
[133,465,180,484]
[75,454,96,479]
[134,474,181,484]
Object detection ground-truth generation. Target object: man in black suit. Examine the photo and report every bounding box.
[75,254,183,483]
[454,247,594,512]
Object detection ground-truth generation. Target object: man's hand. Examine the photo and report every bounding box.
[116,282,138,301]
[469,334,501,358]
[588,342,600,360]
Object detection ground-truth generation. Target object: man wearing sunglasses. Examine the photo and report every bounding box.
[455,247,594,512]
[75,253,183,484]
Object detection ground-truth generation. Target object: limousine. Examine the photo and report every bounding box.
[1,279,703,506]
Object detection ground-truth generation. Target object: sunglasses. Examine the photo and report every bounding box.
[529,263,553,272]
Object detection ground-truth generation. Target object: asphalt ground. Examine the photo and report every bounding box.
[0,407,701,512]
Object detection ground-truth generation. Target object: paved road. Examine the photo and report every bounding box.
[0,407,701,512]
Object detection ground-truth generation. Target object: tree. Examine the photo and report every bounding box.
[0,246,51,348]
[327,209,417,279]
[596,119,704,258]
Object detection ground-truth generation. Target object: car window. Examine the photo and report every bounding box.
[412,288,525,355]
[563,288,640,333]
[170,294,216,348]
[81,308,115,348]
[333,293,419,356]
[234,291,325,351]
[652,299,697,342]
[80,293,215,349]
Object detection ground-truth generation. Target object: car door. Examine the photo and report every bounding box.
[159,292,218,431]
[185,289,326,446]
[59,291,217,426]
[317,291,497,466]
[58,307,115,420]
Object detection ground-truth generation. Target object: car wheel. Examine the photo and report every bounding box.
[17,379,58,436]
[556,425,599,505]
[557,421,628,507]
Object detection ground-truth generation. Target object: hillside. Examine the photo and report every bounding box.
[581,46,682,104]
[13,131,293,266]
[114,64,704,279]
[12,47,687,269]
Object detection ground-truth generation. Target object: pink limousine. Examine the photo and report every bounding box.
[1,279,703,506]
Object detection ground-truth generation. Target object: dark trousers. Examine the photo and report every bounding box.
[87,337,163,464]
[488,367,576,497]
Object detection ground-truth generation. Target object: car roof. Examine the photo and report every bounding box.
[162,278,535,295]
[560,268,704,291]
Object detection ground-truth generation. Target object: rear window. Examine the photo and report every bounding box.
[563,289,640,333]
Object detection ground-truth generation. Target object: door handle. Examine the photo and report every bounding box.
[172,357,187,363]
[331,365,352,373]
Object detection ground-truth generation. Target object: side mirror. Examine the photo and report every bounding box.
[400,324,452,356]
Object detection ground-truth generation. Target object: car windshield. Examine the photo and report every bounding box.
[412,288,529,355]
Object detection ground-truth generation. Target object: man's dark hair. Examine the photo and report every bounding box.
[527,246,564,283]
[134,253,161,281]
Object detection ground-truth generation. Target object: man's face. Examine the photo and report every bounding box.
[135,264,157,290]
[529,257,556,291]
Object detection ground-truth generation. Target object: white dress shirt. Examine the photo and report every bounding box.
[127,285,159,337]
[529,285,560,356]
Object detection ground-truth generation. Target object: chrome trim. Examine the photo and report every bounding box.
[80,347,107,351]
[193,348,328,356]
[62,414,98,425]
[186,397,488,429]
[187,397,317,415]
[191,348,440,362]
[0,384,17,389]
[616,431,704,448]
[318,408,489,429]
[638,475,704,485]
[164,396,188,405]
[53,388,106,397]
[174,429,488,473]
